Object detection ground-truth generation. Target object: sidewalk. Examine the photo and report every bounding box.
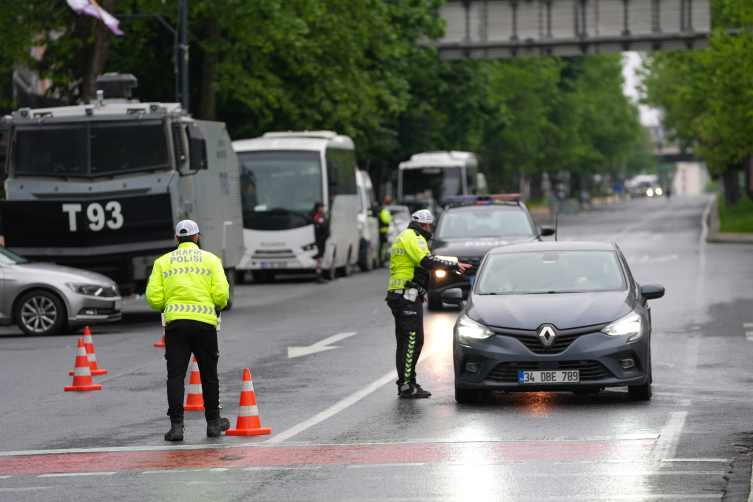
[705,195,753,244]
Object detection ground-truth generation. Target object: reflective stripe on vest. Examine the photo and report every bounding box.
[164,304,214,314]
[163,266,212,279]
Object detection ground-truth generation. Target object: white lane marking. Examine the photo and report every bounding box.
[653,411,688,463]
[141,468,228,474]
[661,458,730,462]
[243,466,321,471]
[287,332,358,358]
[744,323,753,328]
[266,348,438,444]
[348,463,424,468]
[0,476,10,479]
[700,194,714,245]
[38,472,116,477]
[0,487,52,492]
[746,332,753,341]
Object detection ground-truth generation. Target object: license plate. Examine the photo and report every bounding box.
[113,300,122,310]
[260,262,287,269]
[518,370,580,384]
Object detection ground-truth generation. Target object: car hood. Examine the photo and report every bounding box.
[467,290,633,330]
[14,262,116,286]
[433,235,538,258]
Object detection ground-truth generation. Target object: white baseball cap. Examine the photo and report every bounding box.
[175,219,200,236]
[412,209,433,224]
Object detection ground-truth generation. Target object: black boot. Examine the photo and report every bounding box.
[206,411,231,437]
[164,419,184,441]
[398,383,431,398]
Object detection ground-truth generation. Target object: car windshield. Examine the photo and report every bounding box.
[401,167,462,201]
[438,207,535,239]
[477,251,625,294]
[237,150,323,231]
[0,246,29,264]
[10,120,170,177]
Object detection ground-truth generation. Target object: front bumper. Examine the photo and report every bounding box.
[67,295,123,326]
[454,330,649,392]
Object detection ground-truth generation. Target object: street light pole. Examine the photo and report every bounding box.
[180,0,189,112]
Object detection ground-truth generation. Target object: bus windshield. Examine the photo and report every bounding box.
[9,120,170,177]
[237,150,323,231]
[400,167,462,202]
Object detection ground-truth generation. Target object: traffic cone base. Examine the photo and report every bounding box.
[69,327,107,375]
[226,369,271,436]
[184,356,205,411]
[155,334,165,348]
[65,338,102,392]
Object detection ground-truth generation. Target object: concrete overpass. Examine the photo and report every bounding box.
[432,0,711,60]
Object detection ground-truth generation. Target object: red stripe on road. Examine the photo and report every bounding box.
[0,440,655,475]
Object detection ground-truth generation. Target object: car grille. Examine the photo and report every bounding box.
[489,324,606,355]
[457,256,482,275]
[485,360,615,383]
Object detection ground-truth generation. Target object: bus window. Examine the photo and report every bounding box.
[326,147,357,195]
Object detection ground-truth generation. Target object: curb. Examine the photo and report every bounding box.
[706,195,753,244]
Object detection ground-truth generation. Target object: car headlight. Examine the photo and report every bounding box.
[436,255,458,262]
[456,315,494,346]
[67,283,105,296]
[601,312,642,342]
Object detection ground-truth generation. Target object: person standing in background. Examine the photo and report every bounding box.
[312,202,330,284]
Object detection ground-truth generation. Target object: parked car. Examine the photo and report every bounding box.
[0,246,122,336]
[443,241,664,404]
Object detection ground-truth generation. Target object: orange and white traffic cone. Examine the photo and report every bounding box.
[65,338,102,392]
[184,356,205,411]
[155,326,166,348]
[69,326,106,376]
[226,369,271,436]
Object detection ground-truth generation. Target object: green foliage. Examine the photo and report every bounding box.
[1,0,646,196]
[718,192,753,233]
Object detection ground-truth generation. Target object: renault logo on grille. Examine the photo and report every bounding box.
[538,325,557,347]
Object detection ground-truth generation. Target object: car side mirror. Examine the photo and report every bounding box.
[540,225,555,237]
[441,288,464,306]
[641,284,665,300]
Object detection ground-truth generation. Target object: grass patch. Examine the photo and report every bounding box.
[718,192,753,233]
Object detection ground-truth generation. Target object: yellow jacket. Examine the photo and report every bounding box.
[146,242,229,326]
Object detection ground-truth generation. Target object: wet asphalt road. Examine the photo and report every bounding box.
[1,194,753,501]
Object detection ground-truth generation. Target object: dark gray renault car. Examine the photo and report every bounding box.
[443,241,664,404]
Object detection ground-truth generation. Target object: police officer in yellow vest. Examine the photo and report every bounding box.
[378,195,393,263]
[146,220,231,441]
[387,210,470,398]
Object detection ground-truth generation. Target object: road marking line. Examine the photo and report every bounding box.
[0,487,52,492]
[0,476,10,479]
[0,434,660,458]
[38,472,116,477]
[288,332,358,358]
[744,323,753,328]
[745,331,753,339]
[242,466,321,471]
[348,462,425,468]
[141,468,229,474]
[265,348,438,444]
[661,459,730,463]
[653,411,688,463]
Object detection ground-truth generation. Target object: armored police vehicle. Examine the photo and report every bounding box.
[0,74,244,303]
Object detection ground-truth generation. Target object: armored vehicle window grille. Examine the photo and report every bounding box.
[485,361,614,383]
[172,123,186,165]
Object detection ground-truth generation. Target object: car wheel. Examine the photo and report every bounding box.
[15,289,66,336]
[628,354,652,401]
[454,385,487,404]
[427,295,444,311]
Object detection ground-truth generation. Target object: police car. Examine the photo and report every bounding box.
[427,195,554,311]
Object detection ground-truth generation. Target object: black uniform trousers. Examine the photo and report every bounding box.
[386,291,424,389]
[165,319,221,421]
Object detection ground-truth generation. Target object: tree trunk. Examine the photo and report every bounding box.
[529,172,543,201]
[80,0,117,103]
[199,17,221,121]
[721,163,741,207]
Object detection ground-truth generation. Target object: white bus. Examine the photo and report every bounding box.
[398,151,488,206]
[232,131,359,281]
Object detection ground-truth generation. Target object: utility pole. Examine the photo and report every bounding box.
[180,0,189,112]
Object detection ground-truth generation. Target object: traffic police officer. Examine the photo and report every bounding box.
[387,209,470,398]
[378,195,393,263]
[146,220,231,441]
